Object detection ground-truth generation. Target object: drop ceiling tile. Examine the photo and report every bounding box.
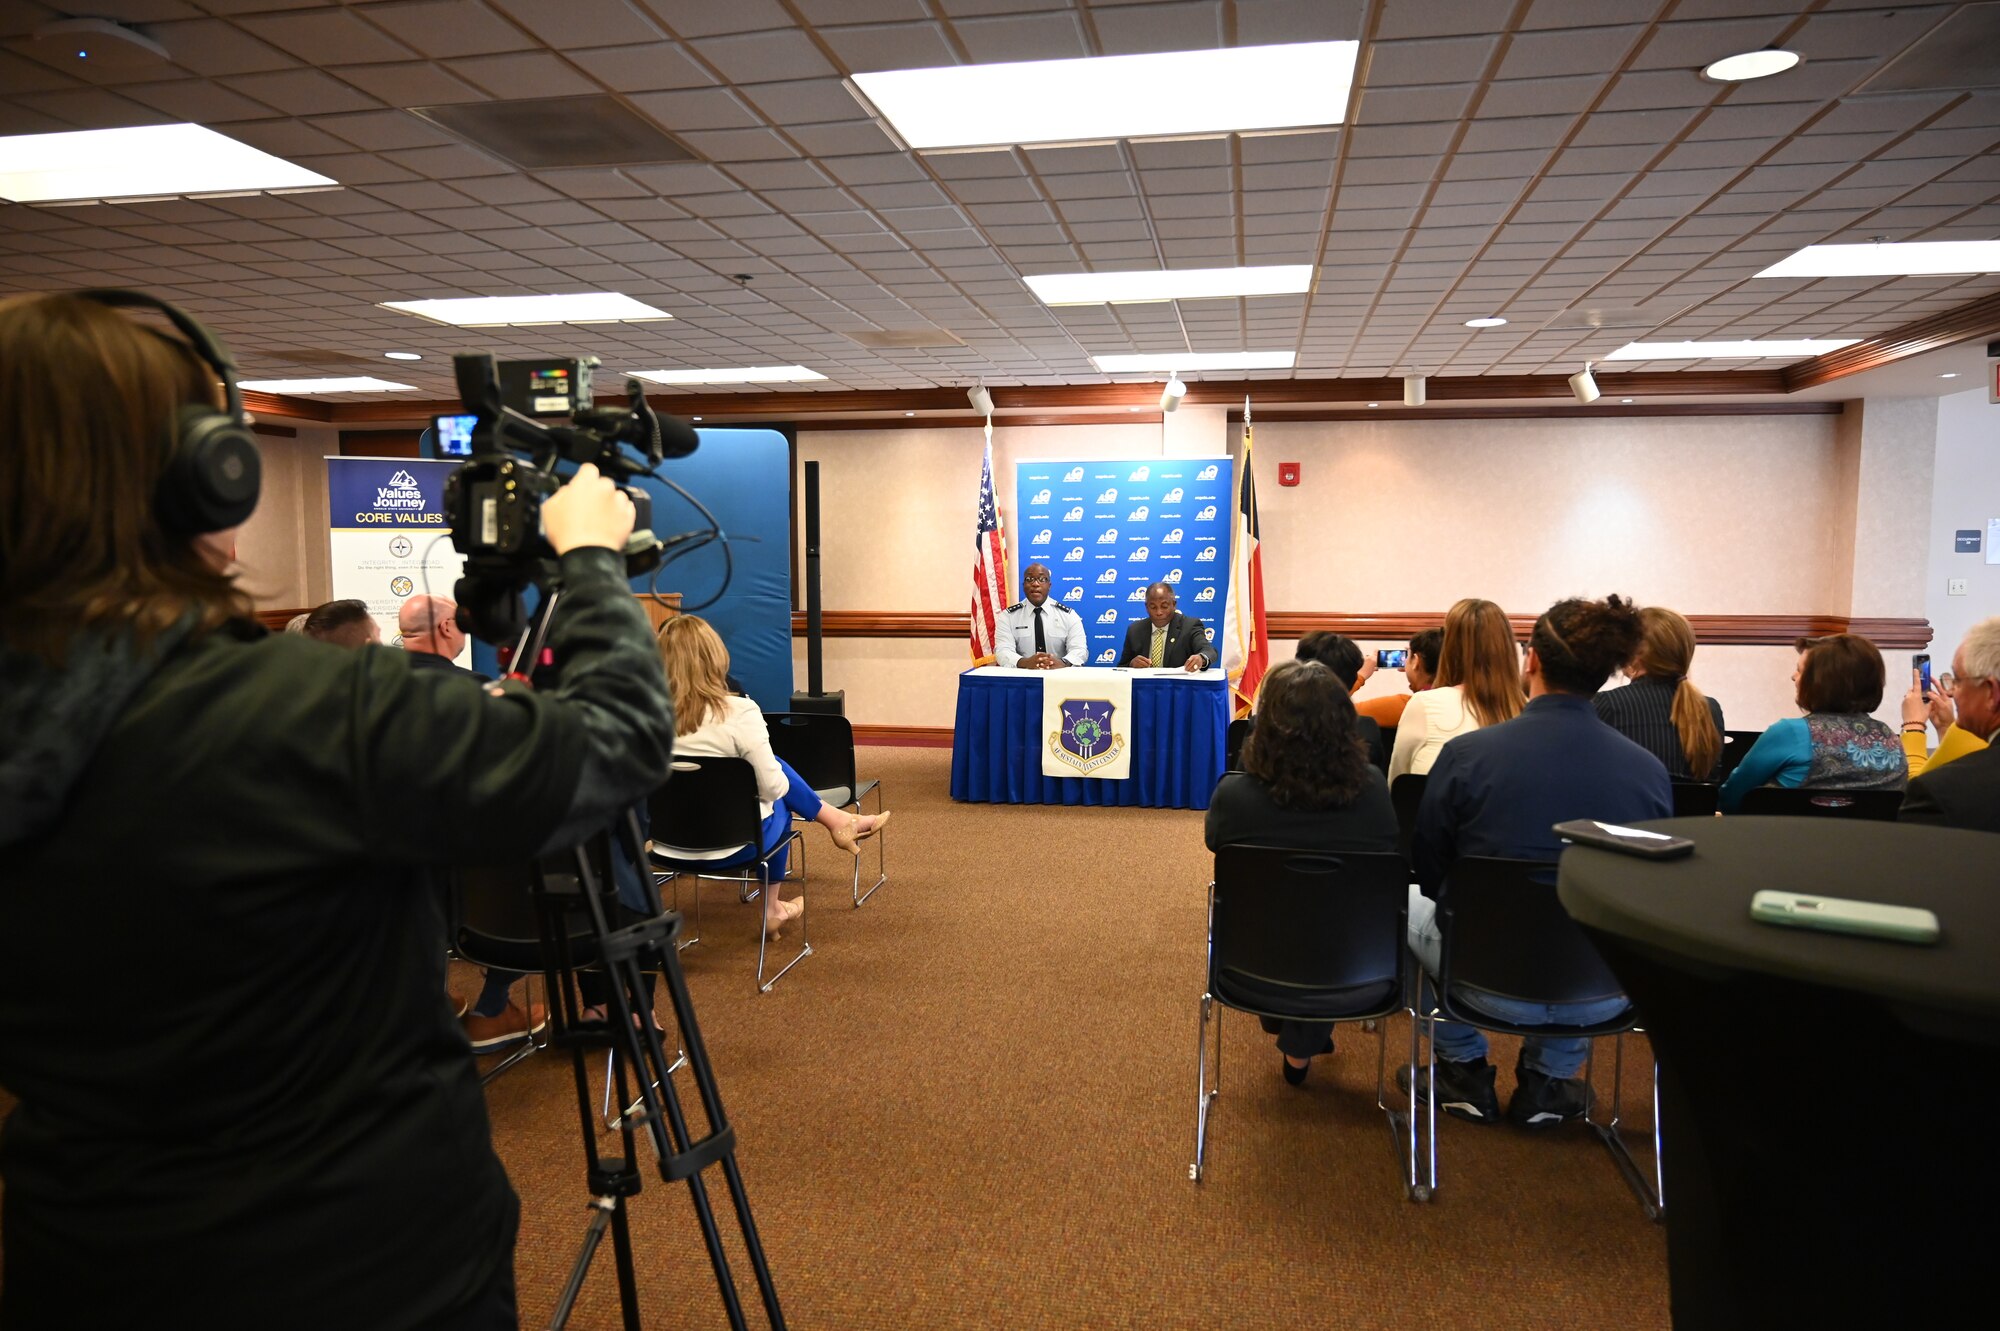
[359,1,540,59]
[1478,74,1607,119]
[634,0,795,38]
[790,121,904,157]
[448,51,602,96]
[565,42,718,91]
[1089,2,1224,56]
[952,10,1089,61]
[1367,35,1501,87]
[239,10,416,64]
[1447,148,1556,181]
[676,127,801,160]
[489,0,667,48]
[818,21,956,74]
[691,28,838,83]
[333,61,487,106]
[629,87,765,132]
[1497,25,1648,81]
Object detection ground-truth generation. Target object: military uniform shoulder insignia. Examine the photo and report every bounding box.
[1005,601,1025,612]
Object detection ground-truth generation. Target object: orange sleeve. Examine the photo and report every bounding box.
[1356,693,1412,727]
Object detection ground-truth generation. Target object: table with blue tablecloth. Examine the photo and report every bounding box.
[949,666,1229,809]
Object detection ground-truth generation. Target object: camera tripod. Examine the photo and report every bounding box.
[509,587,786,1331]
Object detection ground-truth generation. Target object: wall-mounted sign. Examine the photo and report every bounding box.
[1957,530,1983,554]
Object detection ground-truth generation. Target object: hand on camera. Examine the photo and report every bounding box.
[542,462,635,555]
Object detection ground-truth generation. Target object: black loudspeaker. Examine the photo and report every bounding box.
[77,288,262,535]
[790,459,844,716]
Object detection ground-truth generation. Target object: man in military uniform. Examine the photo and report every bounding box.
[994,563,1086,669]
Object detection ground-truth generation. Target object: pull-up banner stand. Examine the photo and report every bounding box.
[325,457,470,664]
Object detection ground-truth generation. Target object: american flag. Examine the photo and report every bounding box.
[969,430,1008,663]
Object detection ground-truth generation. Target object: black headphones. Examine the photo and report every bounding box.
[77,288,262,536]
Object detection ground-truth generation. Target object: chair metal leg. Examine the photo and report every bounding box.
[1381,1008,1435,1202]
[755,842,811,993]
[1586,1032,1665,1221]
[600,1035,688,1132]
[654,868,701,950]
[476,971,548,1087]
[851,788,887,907]
[1190,992,1218,1182]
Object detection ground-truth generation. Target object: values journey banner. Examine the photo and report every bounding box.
[326,457,471,664]
[1014,456,1233,667]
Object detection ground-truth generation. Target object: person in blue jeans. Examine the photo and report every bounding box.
[654,615,889,934]
[1405,594,1672,1128]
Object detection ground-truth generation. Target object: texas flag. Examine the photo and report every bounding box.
[1220,415,1268,718]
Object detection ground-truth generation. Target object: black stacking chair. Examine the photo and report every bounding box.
[1390,773,1428,869]
[1417,856,1662,1218]
[1225,716,1252,771]
[647,756,808,993]
[1671,781,1720,817]
[766,711,888,907]
[1194,846,1424,1199]
[1714,730,1761,783]
[1739,787,1903,821]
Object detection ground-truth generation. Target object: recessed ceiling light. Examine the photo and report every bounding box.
[1025,265,1313,306]
[1756,240,2000,279]
[1091,351,1296,373]
[236,377,414,394]
[1621,398,1634,404]
[0,123,337,204]
[1940,373,1959,379]
[383,351,422,361]
[1702,49,1802,82]
[850,41,1357,151]
[629,365,826,385]
[1605,339,1858,360]
[380,293,672,327]
[1464,316,1508,329]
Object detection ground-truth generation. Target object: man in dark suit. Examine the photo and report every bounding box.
[398,594,491,683]
[1901,617,2000,832]
[1119,582,1210,671]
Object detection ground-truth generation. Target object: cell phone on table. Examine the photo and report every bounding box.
[1553,819,1696,860]
[1749,890,1940,945]
[1913,653,1932,701]
[1377,649,1407,669]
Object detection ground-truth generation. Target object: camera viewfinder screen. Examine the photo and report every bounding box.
[434,414,477,457]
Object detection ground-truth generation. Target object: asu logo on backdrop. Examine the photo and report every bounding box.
[1095,487,1118,504]
[1197,465,1218,481]
[1096,527,1119,544]
[1127,587,1146,601]
[1195,586,1216,602]
[1195,505,1217,521]
[1127,546,1149,562]
[1064,467,1084,482]
[1162,487,1183,503]
[1096,568,1117,583]
[1097,608,1118,623]
[1126,505,1148,522]
[1030,488,1051,504]
[1064,585,1084,601]
[1095,647,1117,662]
[1162,528,1183,544]
[1063,506,1083,522]
[1032,528,1051,544]
[1064,546,1084,562]
[1195,546,1217,562]
[1127,466,1149,482]
[1163,568,1182,584]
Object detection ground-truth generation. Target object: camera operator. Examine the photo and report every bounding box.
[0,292,675,1329]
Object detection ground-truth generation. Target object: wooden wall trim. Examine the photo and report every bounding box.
[852,724,954,748]
[1785,288,2000,391]
[1232,402,1842,424]
[792,609,1932,649]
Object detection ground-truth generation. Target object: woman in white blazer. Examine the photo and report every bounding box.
[1388,598,1525,780]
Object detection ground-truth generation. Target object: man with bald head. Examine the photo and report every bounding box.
[993,563,1086,669]
[398,594,488,682]
[1120,583,1211,672]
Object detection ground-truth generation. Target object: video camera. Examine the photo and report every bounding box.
[441,353,700,642]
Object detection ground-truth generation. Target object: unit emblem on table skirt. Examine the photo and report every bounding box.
[1049,698,1126,775]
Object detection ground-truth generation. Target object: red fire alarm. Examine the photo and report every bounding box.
[1277,462,1300,487]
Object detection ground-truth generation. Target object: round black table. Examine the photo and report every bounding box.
[1559,817,2000,1326]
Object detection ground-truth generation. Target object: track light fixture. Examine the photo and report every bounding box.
[1569,361,1600,405]
[1159,374,1188,413]
[1403,373,1426,407]
[967,383,995,416]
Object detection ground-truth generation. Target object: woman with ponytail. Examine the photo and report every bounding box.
[1594,606,1726,780]
[1389,597,1524,779]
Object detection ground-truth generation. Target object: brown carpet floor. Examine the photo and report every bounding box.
[0,745,1671,1328]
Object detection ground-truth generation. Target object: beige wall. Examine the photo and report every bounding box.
[796,408,1931,733]
[237,427,335,610]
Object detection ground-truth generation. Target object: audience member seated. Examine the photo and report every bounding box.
[283,611,309,634]
[1357,627,1442,729]
[1389,598,1522,781]
[1119,582,1210,671]
[1719,634,1905,813]
[1203,660,1398,1086]
[398,594,490,682]
[301,598,380,649]
[1293,631,1389,770]
[1406,594,1670,1127]
[656,616,889,933]
[1593,606,1725,780]
[1897,662,1986,779]
[1900,616,2000,832]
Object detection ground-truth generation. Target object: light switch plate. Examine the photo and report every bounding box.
[1949,578,1969,596]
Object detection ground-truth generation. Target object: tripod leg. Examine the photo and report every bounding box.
[608,1195,644,1331]
[551,1197,617,1331]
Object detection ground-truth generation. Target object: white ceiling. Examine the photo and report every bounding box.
[1,0,1996,402]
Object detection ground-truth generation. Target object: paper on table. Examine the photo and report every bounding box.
[1596,823,1671,840]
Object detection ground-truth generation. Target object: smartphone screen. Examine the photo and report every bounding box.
[1914,653,1932,701]
[1377,649,1407,669]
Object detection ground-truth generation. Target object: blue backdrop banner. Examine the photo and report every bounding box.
[464,429,793,710]
[1013,457,1233,666]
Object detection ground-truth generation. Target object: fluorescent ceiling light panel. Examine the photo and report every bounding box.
[1090,351,1296,372]
[380,293,673,326]
[1605,339,1858,360]
[0,123,336,203]
[629,365,827,385]
[1025,265,1312,306]
[237,377,414,393]
[1755,240,2000,278]
[851,42,1357,151]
